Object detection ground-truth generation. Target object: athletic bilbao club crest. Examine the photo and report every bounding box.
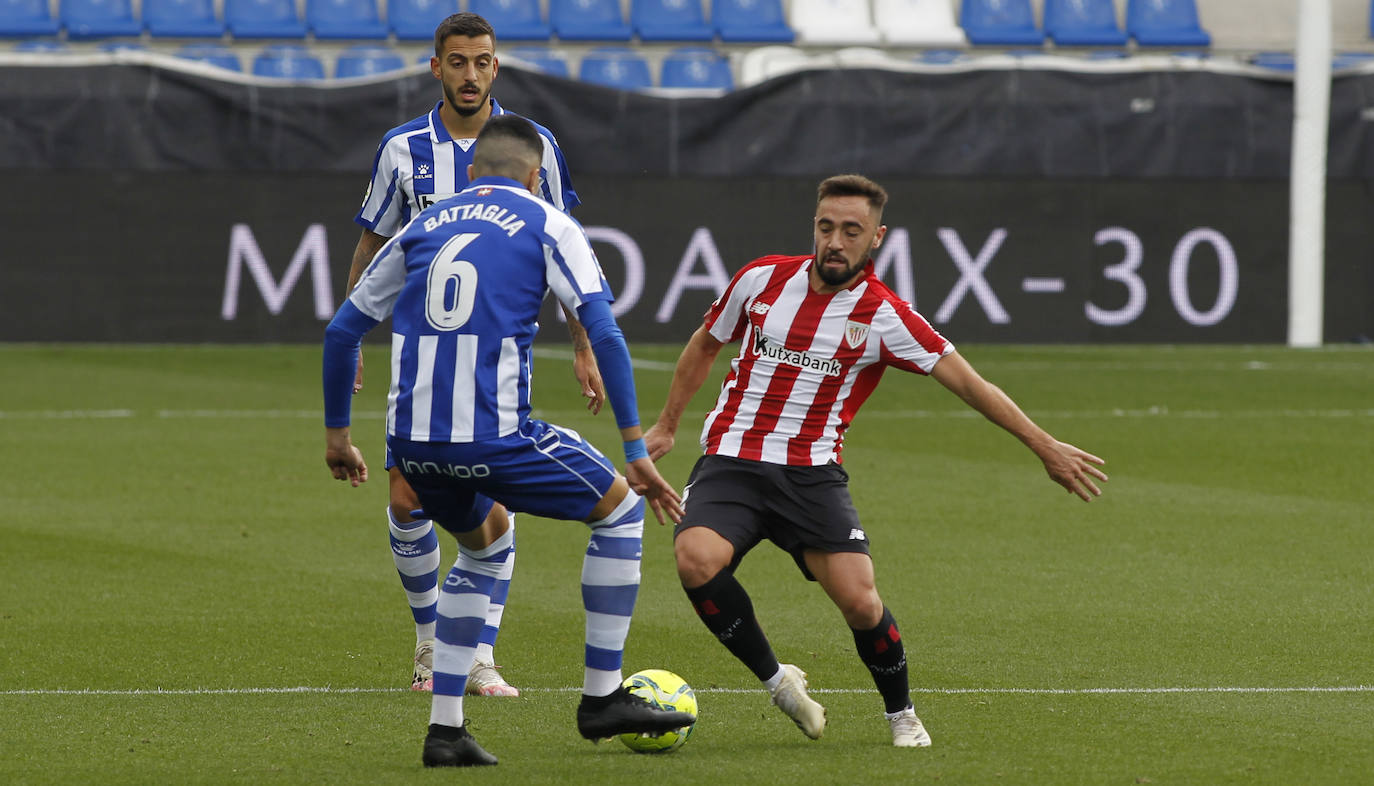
[844,320,870,348]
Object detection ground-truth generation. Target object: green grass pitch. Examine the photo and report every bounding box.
[1,343,1371,784]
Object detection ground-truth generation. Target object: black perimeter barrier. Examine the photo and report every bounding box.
[1,59,1371,342]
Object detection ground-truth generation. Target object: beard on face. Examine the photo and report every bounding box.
[446,82,487,117]
[815,251,861,286]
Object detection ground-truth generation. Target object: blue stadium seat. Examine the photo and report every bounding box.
[632,0,714,42]
[175,42,242,70]
[389,0,457,40]
[959,0,1044,46]
[712,0,792,42]
[470,0,551,41]
[577,46,651,89]
[1248,51,1293,72]
[1125,0,1209,47]
[506,45,572,77]
[550,0,633,41]
[225,0,307,38]
[335,44,405,77]
[252,45,325,78]
[307,0,387,39]
[1044,0,1126,46]
[13,38,65,49]
[144,0,224,37]
[659,46,732,88]
[62,0,142,39]
[916,48,966,64]
[1334,51,1374,70]
[0,0,60,36]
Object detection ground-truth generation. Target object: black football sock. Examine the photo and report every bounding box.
[683,569,780,682]
[852,606,911,714]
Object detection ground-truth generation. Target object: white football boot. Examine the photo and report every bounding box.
[411,639,434,692]
[887,706,932,747]
[467,660,520,697]
[770,664,827,739]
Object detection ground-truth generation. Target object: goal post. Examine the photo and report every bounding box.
[1287,0,1331,347]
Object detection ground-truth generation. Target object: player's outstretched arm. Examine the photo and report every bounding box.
[622,428,684,525]
[930,351,1107,501]
[644,326,726,460]
[573,299,684,522]
[561,303,605,414]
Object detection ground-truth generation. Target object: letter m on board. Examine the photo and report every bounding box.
[222,224,335,320]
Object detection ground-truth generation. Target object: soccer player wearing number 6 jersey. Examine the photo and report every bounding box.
[324,115,695,767]
[644,174,1110,748]
[348,12,597,698]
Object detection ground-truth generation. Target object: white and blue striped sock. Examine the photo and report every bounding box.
[388,508,439,642]
[580,492,644,697]
[429,528,514,728]
[475,513,515,664]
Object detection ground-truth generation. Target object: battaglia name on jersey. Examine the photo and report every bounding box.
[423,202,527,237]
[751,325,842,376]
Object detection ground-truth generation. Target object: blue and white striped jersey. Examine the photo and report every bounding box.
[346,177,611,443]
[354,99,580,236]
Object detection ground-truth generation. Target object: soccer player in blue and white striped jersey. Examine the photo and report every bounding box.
[345,12,598,698]
[324,115,695,767]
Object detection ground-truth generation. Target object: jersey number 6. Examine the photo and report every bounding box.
[425,232,480,331]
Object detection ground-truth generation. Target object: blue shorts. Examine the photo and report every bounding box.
[388,419,618,535]
[386,446,496,531]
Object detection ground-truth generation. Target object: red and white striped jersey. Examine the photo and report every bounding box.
[699,254,954,466]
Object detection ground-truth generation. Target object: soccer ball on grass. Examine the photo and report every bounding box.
[617,669,697,753]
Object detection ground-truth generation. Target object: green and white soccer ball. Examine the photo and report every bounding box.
[617,669,698,753]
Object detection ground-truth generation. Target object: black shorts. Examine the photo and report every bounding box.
[675,454,868,581]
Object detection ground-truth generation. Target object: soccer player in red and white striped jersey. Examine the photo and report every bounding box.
[645,174,1108,748]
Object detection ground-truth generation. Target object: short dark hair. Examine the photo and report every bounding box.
[816,174,888,215]
[434,13,496,56]
[472,115,543,179]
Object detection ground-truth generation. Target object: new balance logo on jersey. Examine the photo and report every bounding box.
[445,574,478,589]
[417,192,458,209]
[849,528,866,541]
[752,326,842,376]
[749,301,771,316]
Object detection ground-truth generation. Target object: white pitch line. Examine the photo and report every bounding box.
[5,685,1373,697]
[5,408,1374,421]
[876,408,1374,420]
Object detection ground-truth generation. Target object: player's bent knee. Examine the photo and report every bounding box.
[586,474,632,523]
[388,467,422,522]
[838,593,885,630]
[674,528,731,588]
